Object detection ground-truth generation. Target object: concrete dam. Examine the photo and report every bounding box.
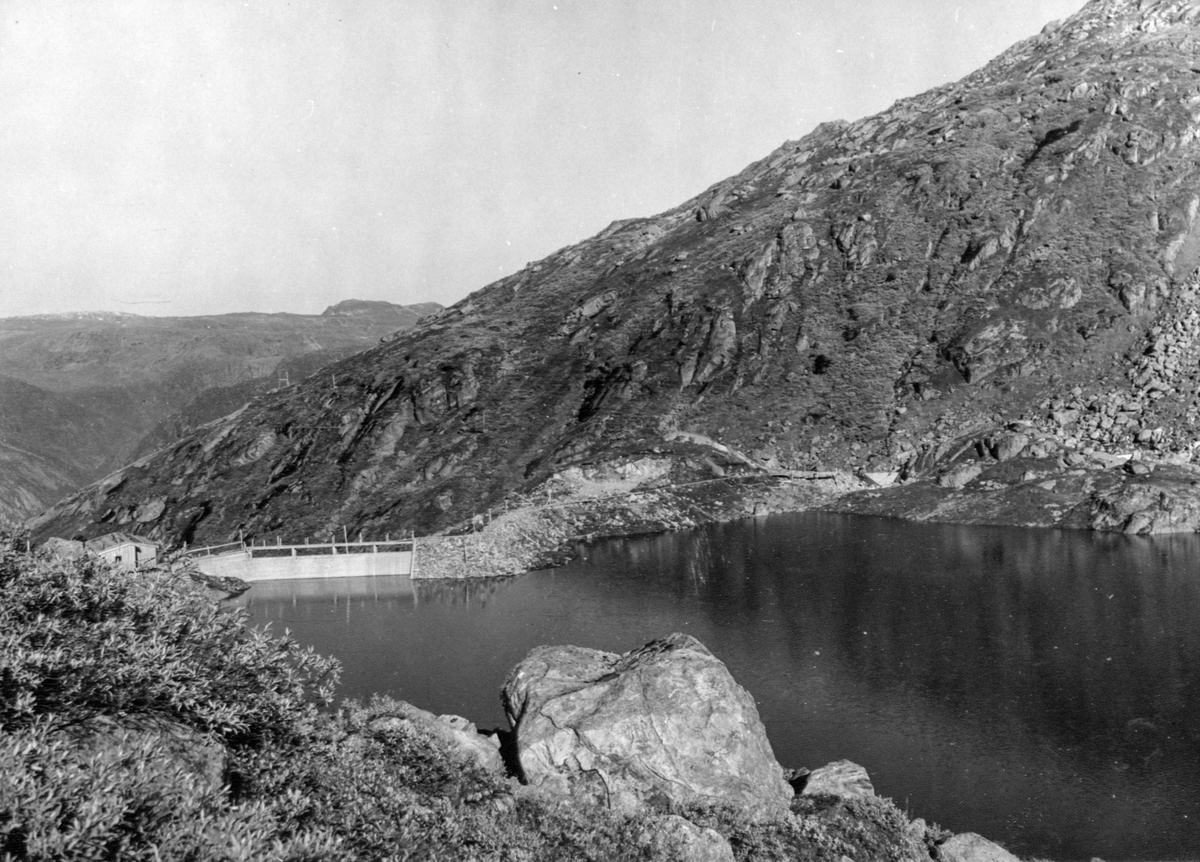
[189,538,414,582]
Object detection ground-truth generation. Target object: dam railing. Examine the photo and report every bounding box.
[185,537,416,558]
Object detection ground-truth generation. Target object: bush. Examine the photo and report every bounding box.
[0,542,345,861]
[227,696,665,862]
[0,718,349,862]
[228,697,504,857]
[0,544,338,743]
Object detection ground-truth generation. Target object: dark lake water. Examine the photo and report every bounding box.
[231,512,1200,860]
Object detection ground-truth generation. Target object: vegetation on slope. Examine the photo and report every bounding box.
[0,536,949,861]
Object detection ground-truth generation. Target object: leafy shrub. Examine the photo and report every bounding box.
[0,541,346,860]
[0,719,348,862]
[0,544,338,743]
[228,696,666,862]
[684,795,936,862]
[228,697,506,860]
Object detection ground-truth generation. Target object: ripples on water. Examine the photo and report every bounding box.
[231,513,1200,860]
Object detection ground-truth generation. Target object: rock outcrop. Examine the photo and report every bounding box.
[34,0,1200,548]
[801,759,876,800]
[936,832,1021,862]
[502,633,793,813]
[41,536,84,560]
[366,700,503,774]
[832,449,1200,534]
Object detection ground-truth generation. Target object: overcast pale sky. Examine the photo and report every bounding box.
[0,0,1083,319]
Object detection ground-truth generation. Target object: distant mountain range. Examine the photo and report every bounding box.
[0,300,440,522]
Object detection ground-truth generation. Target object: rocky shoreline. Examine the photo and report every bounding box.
[411,455,861,579]
[835,452,1200,534]
[405,438,1200,581]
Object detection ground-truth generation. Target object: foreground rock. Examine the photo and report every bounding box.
[502,633,792,813]
[367,700,503,774]
[801,759,875,799]
[937,832,1021,862]
[184,568,250,598]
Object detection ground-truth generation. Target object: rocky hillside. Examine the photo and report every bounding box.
[35,0,1200,545]
[0,302,437,522]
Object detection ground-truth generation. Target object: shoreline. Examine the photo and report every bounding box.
[409,449,1200,580]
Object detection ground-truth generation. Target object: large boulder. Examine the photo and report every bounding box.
[937,462,984,489]
[801,759,875,799]
[990,432,1029,462]
[502,632,793,812]
[1088,478,1200,534]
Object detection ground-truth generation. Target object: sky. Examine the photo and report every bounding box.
[0,0,1085,319]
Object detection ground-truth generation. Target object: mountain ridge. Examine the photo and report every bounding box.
[0,300,440,522]
[35,0,1200,545]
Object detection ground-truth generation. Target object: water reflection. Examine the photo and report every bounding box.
[231,514,1200,860]
[230,573,517,617]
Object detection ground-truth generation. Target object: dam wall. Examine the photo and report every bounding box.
[190,541,413,582]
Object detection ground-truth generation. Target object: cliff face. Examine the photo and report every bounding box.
[35,0,1200,544]
[0,303,437,522]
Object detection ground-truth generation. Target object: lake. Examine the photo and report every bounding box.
[231,512,1200,860]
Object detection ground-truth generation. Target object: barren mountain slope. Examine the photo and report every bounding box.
[36,0,1200,545]
[0,302,436,521]
[0,376,127,522]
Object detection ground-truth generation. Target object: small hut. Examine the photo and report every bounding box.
[85,532,159,570]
